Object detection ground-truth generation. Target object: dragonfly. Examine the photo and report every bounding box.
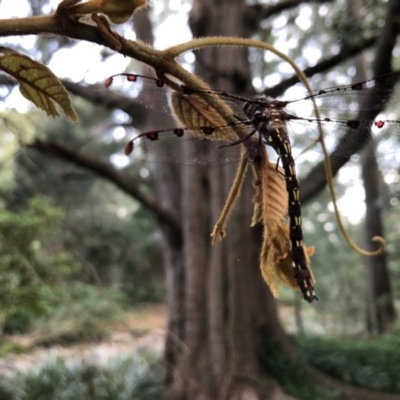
[105,72,400,161]
[105,71,400,302]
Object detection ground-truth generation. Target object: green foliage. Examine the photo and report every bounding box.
[297,188,368,335]
[297,335,400,394]
[0,282,135,347]
[27,283,130,345]
[0,353,163,400]
[258,338,340,400]
[10,105,164,305]
[0,51,78,122]
[0,342,26,358]
[0,196,80,334]
[260,335,400,398]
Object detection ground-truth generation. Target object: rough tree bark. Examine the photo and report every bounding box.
[362,150,396,334]
[164,1,298,399]
[347,0,397,334]
[349,0,396,334]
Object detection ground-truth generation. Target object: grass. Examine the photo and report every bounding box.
[0,351,163,400]
[0,342,26,358]
[10,286,398,399]
[259,334,400,399]
[258,338,340,400]
[296,335,400,394]
[3,283,133,347]
[0,285,165,369]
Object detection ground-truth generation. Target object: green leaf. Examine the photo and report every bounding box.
[0,51,78,123]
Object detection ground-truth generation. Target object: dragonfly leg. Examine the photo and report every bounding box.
[218,128,256,148]
[274,157,285,177]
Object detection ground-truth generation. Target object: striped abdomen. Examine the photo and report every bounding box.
[261,114,317,302]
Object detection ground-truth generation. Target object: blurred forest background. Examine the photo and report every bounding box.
[1,0,400,399]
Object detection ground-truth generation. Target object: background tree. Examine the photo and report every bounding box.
[1,0,400,399]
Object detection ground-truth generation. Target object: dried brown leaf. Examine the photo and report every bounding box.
[171,92,237,141]
[260,223,315,298]
[252,155,287,231]
[254,159,315,297]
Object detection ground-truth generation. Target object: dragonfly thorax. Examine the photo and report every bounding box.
[243,99,290,135]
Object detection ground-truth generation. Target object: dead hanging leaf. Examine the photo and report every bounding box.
[262,160,288,230]
[171,92,238,142]
[260,223,315,298]
[0,52,78,123]
[254,158,315,298]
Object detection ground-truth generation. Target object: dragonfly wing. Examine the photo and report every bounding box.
[128,131,245,166]
[288,71,400,113]
[286,117,400,159]
[106,73,253,121]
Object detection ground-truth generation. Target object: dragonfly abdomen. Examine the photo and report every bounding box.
[263,117,317,302]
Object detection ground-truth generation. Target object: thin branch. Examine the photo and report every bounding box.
[300,0,400,203]
[264,36,377,98]
[61,80,155,128]
[251,0,333,21]
[28,138,181,237]
[0,11,164,72]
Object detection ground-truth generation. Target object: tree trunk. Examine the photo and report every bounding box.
[362,150,396,334]
[163,0,295,399]
[347,0,396,335]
